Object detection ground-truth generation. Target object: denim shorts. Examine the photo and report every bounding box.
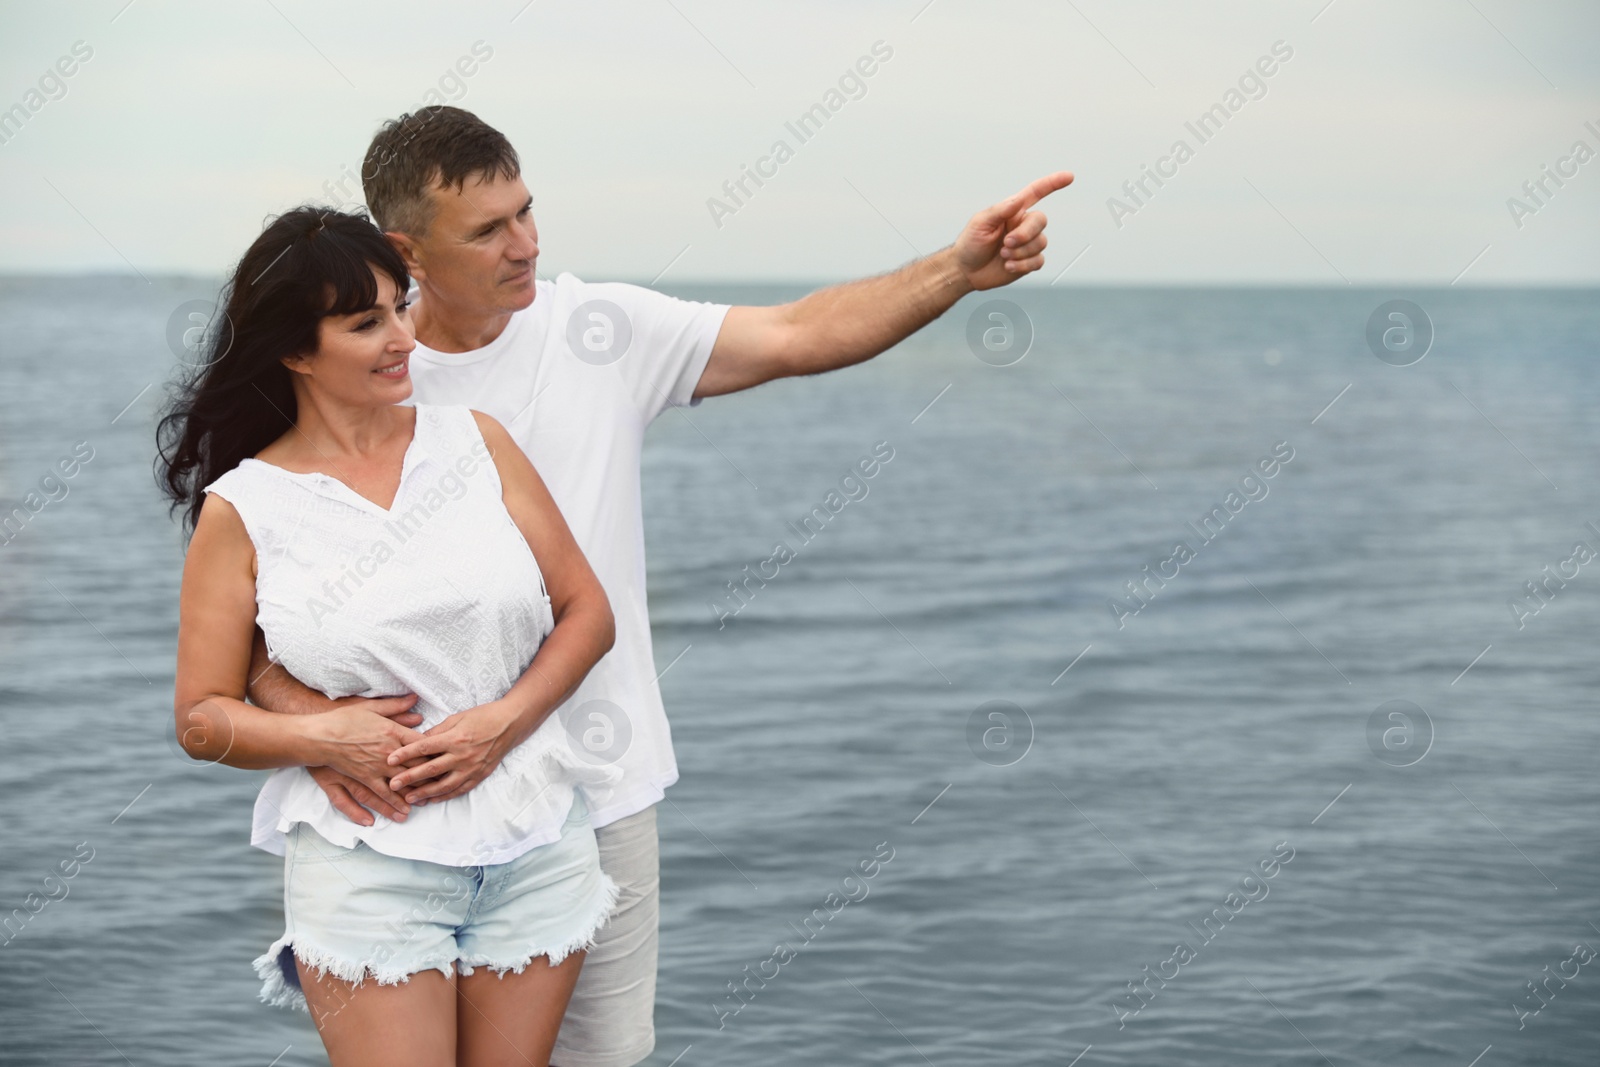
[254,794,619,1012]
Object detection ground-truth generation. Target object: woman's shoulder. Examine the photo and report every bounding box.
[198,460,294,550]
[414,403,503,453]
[410,402,466,436]
[200,460,265,501]
[414,402,488,427]
[191,472,261,574]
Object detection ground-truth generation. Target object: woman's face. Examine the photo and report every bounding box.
[285,267,416,406]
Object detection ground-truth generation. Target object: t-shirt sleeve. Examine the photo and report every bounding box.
[573,278,730,424]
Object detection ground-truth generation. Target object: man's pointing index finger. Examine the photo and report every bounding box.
[997,170,1075,219]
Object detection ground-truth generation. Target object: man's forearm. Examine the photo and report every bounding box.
[780,246,971,377]
[698,171,1067,399]
[246,627,336,714]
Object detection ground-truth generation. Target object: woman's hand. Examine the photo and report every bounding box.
[306,705,428,812]
[385,700,521,805]
[306,694,430,826]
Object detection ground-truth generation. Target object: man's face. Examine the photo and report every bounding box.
[404,170,539,316]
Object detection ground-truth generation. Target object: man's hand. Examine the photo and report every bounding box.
[328,692,424,728]
[953,171,1074,291]
[309,766,410,827]
[385,700,522,806]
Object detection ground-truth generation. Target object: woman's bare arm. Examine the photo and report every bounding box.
[385,411,615,802]
[471,409,616,734]
[175,492,423,799]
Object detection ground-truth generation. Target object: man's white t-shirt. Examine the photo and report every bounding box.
[403,272,730,830]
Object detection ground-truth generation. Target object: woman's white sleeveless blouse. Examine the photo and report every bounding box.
[203,404,617,865]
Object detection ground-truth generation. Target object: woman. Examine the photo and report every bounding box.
[157,207,618,1067]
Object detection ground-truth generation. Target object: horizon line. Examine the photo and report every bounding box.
[0,271,1595,291]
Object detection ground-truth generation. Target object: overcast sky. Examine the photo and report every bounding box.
[0,0,1595,284]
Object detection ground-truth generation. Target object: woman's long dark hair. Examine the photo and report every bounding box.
[156,207,410,537]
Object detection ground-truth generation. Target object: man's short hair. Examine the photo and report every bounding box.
[361,106,520,237]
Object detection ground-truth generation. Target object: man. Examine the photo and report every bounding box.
[250,105,1068,1067]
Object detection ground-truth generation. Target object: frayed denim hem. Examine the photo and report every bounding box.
[456,871,621,978]
[252,936,459,1013]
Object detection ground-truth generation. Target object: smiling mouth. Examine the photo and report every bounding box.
[374,357,409,379]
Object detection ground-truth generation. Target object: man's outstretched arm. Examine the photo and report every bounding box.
[247,627,421,826]
[693,171,1072,398]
